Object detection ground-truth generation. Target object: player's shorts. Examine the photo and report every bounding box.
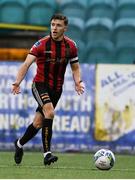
[32,82,62,115]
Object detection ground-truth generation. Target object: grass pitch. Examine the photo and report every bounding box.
[0,151,135,179]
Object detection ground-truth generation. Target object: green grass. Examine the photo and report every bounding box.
[0,151,135,179]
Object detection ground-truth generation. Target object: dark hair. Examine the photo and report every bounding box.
[50,13,68,25]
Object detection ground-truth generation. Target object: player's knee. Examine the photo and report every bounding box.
[42,104,55,119]
[43,109,54,119]
[46,110,54,119]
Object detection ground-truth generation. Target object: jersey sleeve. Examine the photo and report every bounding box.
[29,41,41,57]
[70,41,79,64]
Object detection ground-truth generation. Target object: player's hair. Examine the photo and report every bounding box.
[50,14,68,26]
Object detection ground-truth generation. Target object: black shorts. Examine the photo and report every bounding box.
[32,82,62,115]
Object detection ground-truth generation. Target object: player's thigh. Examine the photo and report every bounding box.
[32,82,51,107]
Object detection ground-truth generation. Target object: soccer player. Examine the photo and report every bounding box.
[12,14,84,166]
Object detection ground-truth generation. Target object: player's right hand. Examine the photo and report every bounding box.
[12,83,21,95]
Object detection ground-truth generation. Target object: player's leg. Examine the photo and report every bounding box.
[14,112,44,164]
[41,102,58,165]
[42,89,62,165]
[32,82,59,165]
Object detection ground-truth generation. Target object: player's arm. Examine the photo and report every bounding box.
[70,62,84,95]
[12,54,36,94]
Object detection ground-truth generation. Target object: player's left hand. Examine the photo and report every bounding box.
[75,81,85,95]
[11,83,21,95]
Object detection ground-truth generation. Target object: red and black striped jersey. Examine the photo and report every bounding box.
[29,35,79,91]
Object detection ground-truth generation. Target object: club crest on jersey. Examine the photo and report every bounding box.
[34,41,40,47]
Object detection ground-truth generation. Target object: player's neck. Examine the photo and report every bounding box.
[50,33,64,42]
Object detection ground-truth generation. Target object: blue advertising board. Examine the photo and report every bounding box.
[1,62,135,154]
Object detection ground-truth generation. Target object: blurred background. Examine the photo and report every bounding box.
[0,0,135,154]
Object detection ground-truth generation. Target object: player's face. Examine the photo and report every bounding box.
[51,19,67,41]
